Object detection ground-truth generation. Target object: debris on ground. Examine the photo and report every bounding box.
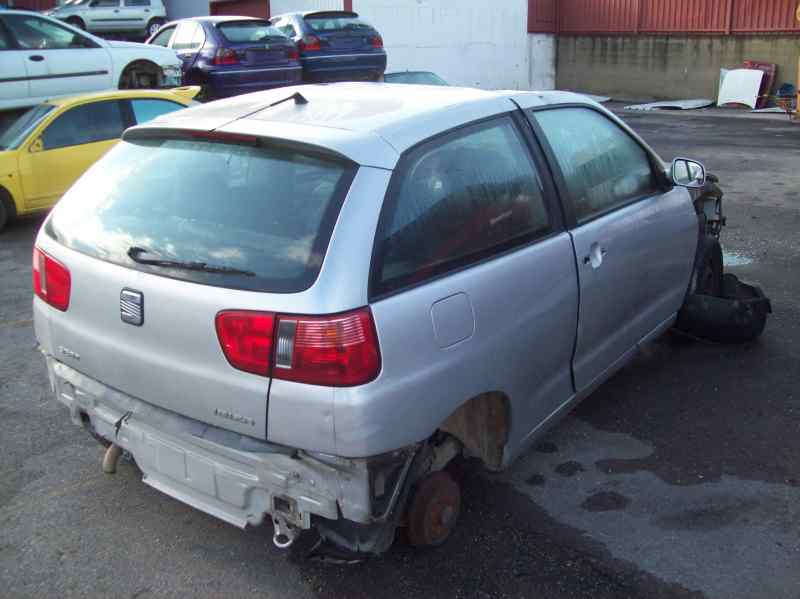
[624,99,714,111]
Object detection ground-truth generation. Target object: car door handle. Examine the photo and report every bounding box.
[583,244,607,268]
[28,55,45,62]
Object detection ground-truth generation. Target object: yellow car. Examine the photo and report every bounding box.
[0,86,200,231]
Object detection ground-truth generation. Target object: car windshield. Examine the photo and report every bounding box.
[217,20,285,42]
[384,72,448,86]
[304,14,372,32]
[0,104,54,151]
[46,136,357,293]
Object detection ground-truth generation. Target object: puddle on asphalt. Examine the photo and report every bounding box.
[723,250,754,266]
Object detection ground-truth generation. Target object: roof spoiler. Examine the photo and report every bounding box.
[166,86,202,101]
[304,11,358,18]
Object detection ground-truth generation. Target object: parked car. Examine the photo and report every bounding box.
[0,86,198,230]
[384,71,448,86]
[270,10,386,82]
[44,0,167,39]
[0,10,182,111]
[32,83,767,558]
[146,16,301,101]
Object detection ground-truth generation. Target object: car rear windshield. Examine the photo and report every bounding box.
[0,104,53,151]
[217,20,285,43]
[45,136,356,293]
[304,14,372,32]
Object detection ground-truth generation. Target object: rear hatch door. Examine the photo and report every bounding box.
[303,12,378,54]
[39,130,356,438]
[215,20,296,67]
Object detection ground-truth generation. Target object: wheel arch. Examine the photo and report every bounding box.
[0,185,18,230]
[118,59,162,89]
[437,391,511,472]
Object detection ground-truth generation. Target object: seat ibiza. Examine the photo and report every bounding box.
[34,83,734,556]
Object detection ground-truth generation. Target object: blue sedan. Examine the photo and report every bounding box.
[270,11,387,83]
[147,16,302,101]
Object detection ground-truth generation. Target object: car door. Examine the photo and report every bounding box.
[85,0,124,33]
[17,99,128,210]
[369,114,579,454]
[525,105,697,393]
[2,14,112,101]
[0,19,29,108]
[170,21,203,72]
[147,22,175,47]
[120,0,149,32]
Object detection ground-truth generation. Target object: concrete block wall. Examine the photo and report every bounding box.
[556,35,800,101]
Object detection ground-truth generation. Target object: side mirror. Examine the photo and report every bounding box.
[671,157,706,189]
[29,138,43,154]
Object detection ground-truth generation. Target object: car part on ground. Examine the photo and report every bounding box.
[624,99,714,111]
[0,10,183,111]
[32,84,771,557]
[146,17,302,101]
[270,11,386,83]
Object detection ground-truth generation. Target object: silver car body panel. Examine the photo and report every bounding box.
[35,83,700,531]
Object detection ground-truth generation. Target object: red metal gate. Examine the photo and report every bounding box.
[208,0,270,18]
[528,0,800,34]
[6,0,57,10]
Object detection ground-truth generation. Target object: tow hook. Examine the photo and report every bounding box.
[272,514,299,549]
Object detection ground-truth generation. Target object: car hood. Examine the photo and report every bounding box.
[107,40,158,50]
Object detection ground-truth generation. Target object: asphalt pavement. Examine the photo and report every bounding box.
[1,107,798,599]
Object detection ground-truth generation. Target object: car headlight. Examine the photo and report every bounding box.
[160,65,182,87]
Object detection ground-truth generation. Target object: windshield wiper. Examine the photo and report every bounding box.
[127,246,256,277]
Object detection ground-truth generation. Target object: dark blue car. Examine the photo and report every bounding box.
[270,11,387,83]
[146,16,302,101]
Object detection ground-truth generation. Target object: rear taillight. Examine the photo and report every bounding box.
[370,34,383,49]
[32,246,71,312]
[298,35,321,52]
[214,307,381,386]
[287,47,299,60]
[213,48,239,65]
[273,308,381,387]
[215,310,275,376]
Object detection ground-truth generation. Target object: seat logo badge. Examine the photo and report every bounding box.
[120,289,144,326]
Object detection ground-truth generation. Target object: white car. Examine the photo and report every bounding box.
[45,0,168,39]
[0,10,182,111]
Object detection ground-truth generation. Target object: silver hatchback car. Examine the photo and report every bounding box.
[33,83,752,557]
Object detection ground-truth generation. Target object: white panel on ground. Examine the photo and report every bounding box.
[718,69,764,109]
[352,0,555,91]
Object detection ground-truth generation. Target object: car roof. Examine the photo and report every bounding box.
[45,87,199,108]
[127,83,597,169]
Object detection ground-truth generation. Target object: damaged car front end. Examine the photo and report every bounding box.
[671,158,772,343]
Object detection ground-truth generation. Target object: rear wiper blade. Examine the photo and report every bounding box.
[127,246,256,277]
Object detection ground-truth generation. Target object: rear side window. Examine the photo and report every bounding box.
[42,101,126,150]
[217,20,285,42]
[130,99,185,124]
[530,108,658,223]
[149,25,174,46]
[46,137,356,293]
[304,14,372,32]
[172,21,202,51]
[373,117,551,296]
[125,0,151,6]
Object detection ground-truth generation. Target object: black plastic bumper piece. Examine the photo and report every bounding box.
[676,274,772,343]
